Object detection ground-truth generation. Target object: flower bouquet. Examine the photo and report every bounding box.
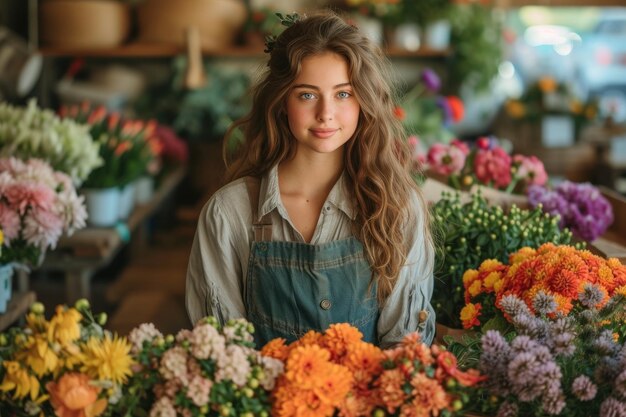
[528,181,614,242]
[59,103,162,189]
[0,299,134,417]
[0,157,87,268]
[473,289,626,416]
[460,243,626,331]
[413,135,548,201]
[431,191,574,329]
[261,323,483,417]
[119,316,284,417]
[0,100,101,185]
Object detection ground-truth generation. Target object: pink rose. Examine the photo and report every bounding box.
[473,147,512,188]
[513,155,548,186]
[427,143,467,176]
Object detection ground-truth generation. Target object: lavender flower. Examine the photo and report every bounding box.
[541,382,566,415]
[496,401,518,417]
[528,181,614,241]
[594,330,620,356]
[499,294,532,318]
[599,397,626,416]
[572,375,598,401]
[579,283,606,309]
[615,370,626,400]
[533,291,557,316]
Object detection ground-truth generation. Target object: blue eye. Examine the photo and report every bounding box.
[337,91,352,99]
[300,92,315,100]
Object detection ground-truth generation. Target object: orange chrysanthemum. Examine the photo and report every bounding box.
[377,368,407,413]
[343,342,383,383]
[314,363,353,405]
[322,323,363,362]
[405,373,450,417]
[261,338,289,362]
[460,303,481,329]
[285,345,331,389]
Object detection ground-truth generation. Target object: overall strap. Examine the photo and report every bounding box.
[245,176,273,242]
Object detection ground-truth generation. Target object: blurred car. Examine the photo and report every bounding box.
[575,8,626,121]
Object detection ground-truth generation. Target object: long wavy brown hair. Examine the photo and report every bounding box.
[224,11,432,304]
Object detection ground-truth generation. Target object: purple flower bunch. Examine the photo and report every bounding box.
[527,181,614,242]
[477,290,626,417]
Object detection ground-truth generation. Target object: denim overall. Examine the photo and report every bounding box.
[244,177,379,347]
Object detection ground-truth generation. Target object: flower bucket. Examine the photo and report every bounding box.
[0,264,14,313]
[134,176,154,205]
[118,182,136,220]
[82,187,120,227]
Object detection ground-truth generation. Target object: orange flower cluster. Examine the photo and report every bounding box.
[261,324,483,417]
[460,243,626,329]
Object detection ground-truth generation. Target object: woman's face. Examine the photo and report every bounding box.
[285,52,360,159]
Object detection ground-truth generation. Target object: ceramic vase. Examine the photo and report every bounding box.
[82,187,121,227]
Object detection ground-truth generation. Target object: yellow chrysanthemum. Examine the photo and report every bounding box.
[79,334,134,384]
[462,269,479,286]
[26,312,49,334]
[468,279,482,297]
[48,306,82,346]
[0,361,41,401]
[484,271,502,291]
[0,229,4,246]
[479,259,502,271]
[615,285,626,297]
[15,334,60,377]
[493,278,505,294]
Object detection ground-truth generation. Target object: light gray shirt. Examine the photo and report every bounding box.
[185,165,436,347]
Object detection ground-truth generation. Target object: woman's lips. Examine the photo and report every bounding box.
[310,128,338,138]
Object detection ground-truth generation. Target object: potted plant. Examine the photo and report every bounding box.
[59,103,162,225]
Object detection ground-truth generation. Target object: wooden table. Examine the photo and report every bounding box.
[21,166,186,303]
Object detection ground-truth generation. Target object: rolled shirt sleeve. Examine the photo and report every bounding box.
[377,193,436,348]
[185,190,248,326]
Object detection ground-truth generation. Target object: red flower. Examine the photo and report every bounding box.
[393,106,406,121]
[446,96,464,123]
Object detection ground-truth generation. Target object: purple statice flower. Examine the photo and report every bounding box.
[529,181,614,241]
[614,370,626,399]
[480,330,512,396]
[500,294,532,318]
[496,401,518,417]
[533,291,557,316]
[595,357,622,384]
[579,283,606,309]
[599,397,626,416]
[572,375,598,401]
[594,329,620,356]
[421,68,441,92]
[541,381,566,415]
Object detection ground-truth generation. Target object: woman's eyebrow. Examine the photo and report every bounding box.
[292,82,352,90]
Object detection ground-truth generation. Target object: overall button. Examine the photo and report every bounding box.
[320,299,332,310]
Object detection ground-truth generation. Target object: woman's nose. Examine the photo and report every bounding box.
[316,97,334,122]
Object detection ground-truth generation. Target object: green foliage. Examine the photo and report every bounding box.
[448,3,503,92]
[135,58,251,142]
[431,190,575,328]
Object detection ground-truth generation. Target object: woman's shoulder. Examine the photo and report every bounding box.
[200,177,250,218]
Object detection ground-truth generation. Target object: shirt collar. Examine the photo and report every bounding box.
[259,165,356,221]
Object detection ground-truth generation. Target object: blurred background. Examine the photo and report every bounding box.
[1,0,626,335]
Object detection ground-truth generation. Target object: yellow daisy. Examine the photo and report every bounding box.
[47,306,82,346]
[80,334,134,384]
[0,360,41,401]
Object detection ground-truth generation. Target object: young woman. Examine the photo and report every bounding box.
[185,11,435,348]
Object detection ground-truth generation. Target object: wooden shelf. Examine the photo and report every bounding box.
[39,43,451,59]
[0,292,36,332]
